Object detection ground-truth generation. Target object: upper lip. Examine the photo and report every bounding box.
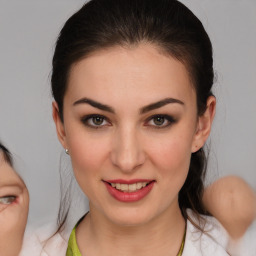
[103,179,155,184]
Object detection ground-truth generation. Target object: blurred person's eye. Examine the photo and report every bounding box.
[0,196,16,205]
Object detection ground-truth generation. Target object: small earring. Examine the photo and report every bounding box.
[65,149,69,155]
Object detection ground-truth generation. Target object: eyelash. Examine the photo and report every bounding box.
[81,114,176,129]
[81,114,110,129]
[145,114,176,129]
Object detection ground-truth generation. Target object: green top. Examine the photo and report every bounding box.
[66,225,81,256]
[177,226,186,256]
[66,223,186,256]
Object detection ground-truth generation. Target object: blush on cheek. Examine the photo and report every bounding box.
[153,140,187,164]
[152,139,192,181]
[70,137,95,162]
[69,137,108,182]
[74,151,97,170]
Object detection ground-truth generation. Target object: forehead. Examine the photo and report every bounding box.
[66,44,196,107]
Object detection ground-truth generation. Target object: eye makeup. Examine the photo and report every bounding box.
[80,112,179,130]
[81,114,111,129]
[144,114,177,129]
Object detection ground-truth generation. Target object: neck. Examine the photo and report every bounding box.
[76,200,186,256]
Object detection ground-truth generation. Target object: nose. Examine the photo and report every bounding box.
[111,126,145,173]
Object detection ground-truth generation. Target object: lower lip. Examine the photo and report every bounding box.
[104,182,155,202]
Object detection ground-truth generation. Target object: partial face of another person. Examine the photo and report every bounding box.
[54,44,215,226]
[0,153,29,256]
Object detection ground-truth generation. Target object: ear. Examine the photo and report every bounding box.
[52,101,68,149]
[191,96,216,153]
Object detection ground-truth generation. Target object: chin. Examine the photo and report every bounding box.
[104,206,157,227]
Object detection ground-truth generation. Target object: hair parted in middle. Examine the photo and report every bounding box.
[51,0,214,231]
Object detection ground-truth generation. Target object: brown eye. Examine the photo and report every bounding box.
[92,116,104,125]
[153,116,165,126]
[146,114,176,128]
[81,114,111,128]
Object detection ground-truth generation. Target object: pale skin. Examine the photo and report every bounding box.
[0,153,29,256]
[53,43,216,256]
[203,176,256,240]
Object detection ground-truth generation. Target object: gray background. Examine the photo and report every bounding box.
[0,0,255,227]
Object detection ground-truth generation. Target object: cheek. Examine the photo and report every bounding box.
[146,129,194,187]
[66,130,110,193]
[150,133,193,169]
[152,141,192,203]
[70,140,102,172]
[66,123,105,169]
[0,204,27,249]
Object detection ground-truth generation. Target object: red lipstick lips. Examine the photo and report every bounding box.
[103,179,155,202]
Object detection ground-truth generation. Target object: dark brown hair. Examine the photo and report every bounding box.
[51,0,213,232]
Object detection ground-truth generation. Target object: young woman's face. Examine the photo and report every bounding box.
[0,155,29,255]
[54,44,215,226]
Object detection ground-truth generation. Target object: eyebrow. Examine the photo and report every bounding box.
[73,97,184,114]
[140,98,184,114]
[73,98,115,113]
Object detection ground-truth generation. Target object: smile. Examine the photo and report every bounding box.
[110,182,149,192]
[103,179,155,202]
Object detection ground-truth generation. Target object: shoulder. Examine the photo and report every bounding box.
[183,209,229,256]
[19,224,69,256]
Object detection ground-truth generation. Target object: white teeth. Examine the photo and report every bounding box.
[128,183,137,192]
[120,184,128,192]
[142,182,147,187]
[136,183,142,189]
[110,182,151,192]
